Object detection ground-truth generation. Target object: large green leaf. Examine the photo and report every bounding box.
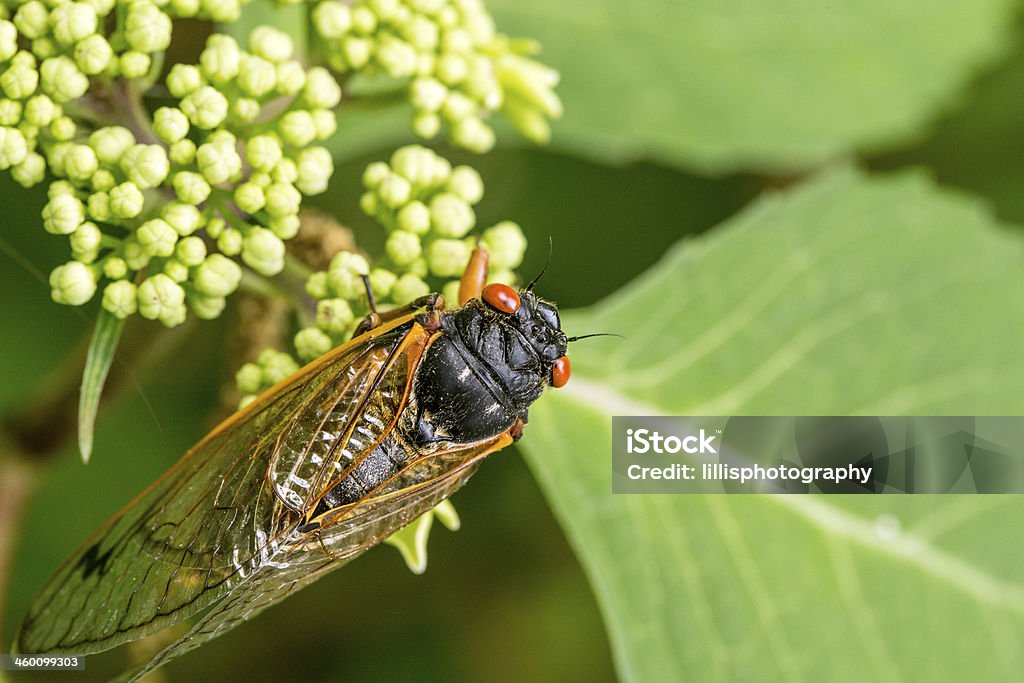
[490,0,1018,172]
[521,168,1024,681]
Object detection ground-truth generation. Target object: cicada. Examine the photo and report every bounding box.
[15,247,573,680]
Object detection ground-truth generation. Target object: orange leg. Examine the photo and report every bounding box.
[458,246,489,306]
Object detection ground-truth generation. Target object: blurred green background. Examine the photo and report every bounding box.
[7,0,1024,681]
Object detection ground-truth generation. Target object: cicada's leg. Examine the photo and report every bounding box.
[509,417,527,442]
[353,273,446,336]
[458,246,490,305]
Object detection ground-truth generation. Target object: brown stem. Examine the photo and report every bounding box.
[0,454,38,648]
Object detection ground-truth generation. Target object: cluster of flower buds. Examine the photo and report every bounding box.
[310,0,562,152]
[38,27,339,327]
[235,144,528,402]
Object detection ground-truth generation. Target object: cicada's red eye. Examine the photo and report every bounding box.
[482,283,520,314]
[551,356,570,388]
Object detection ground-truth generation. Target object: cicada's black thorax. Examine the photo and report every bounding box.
[407,291,567,446]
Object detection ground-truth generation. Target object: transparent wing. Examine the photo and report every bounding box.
[15,318,417,656]
[120,432,513,682]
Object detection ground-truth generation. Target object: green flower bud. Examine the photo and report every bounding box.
[50,2,98,46]
[0,100,21,126]
[503,101,551,145]
[100,281,137,319]
[402,15,439,51]
[312,109,337,140]
[278,110,316,148]
[410,77,447,112]
[441,279,461,306]
[316,297,354,334]
[217,227,242,255]
[138,273,186,321]
[169,139,196,165]
[196,141,241,185]
[429,193,474,238]
[272,157,298,184]
[125,1,171,52]
[0,126,27,169]
[447,165,484,203]
[409,112,438,139]
[23,94,57,126]
[246,134,282,172]
[169,0,201,16]
[362,162,390,189]
[313,2,352,38]
[498,54,562,119]
[437,53,469,86]
[137,218,178,257]
[235,362,264,394]
[40,57,89,103]
[89,126,135,164]
[407,256,428,278]
[202,0,242,24]
[250,26,293,63]
[73,34,112,75]
[122,144,170,190]
[33,37,58,60]
[268,214,300,239]
[376,37,418,78]
[0,22,14,63]
[390,145,438,186]
[351,5,377,33]
[305,271,329,299]
[451,116,495,153]
[200,34,241,83]
[91,169,116,192]
[263,182,301,217]
[238,55,277,97]
[162,201,202,235]
[377,174,412,209]
[120,51,152,79]
[341,36,373,69]
[368,267,397,299]
[48,180,76,199]
[295,147,333,195]
[172,171,212,205]
[391,273,429,306]
[359,191,378,217]
[1,63,39,100]
[50,261,96,305]
[396,200,430,234]
[441,92,476,122]
[274,60,306,95]
[163,258,189,283]
[385,230,421,267]
[153,107,189,143]
[326,251,370,299]
[102,256,128,280]
[166,64,204,97]
[64,144,98,180]
[180,86,228,129]
[257,348,299,385]
[187,291,226,320]
[426,238,471,277]
[230,97,261,123]
[294,326,333,361]
[10,51,36,69]
[86,191,110,220]
[190,252,241,294]
[234,182,265,214]
[49,115,76,141]
[486,268,517,287]
[482,220,527,269]
[13,3,48,40]
[302,67,342,109]
[242,227,286,275]
[175,235,206,266]
[11,151,45,187]
[42,193,85,235]
[70,221,101,257]
[123,239,150,270]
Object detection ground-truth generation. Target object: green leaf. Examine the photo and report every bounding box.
[78,310,125,463]
[489,0,1018,172]
[521,168,1024,680]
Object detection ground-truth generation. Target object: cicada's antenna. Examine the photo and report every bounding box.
[525,237,554,292]
[566,333,624,343]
